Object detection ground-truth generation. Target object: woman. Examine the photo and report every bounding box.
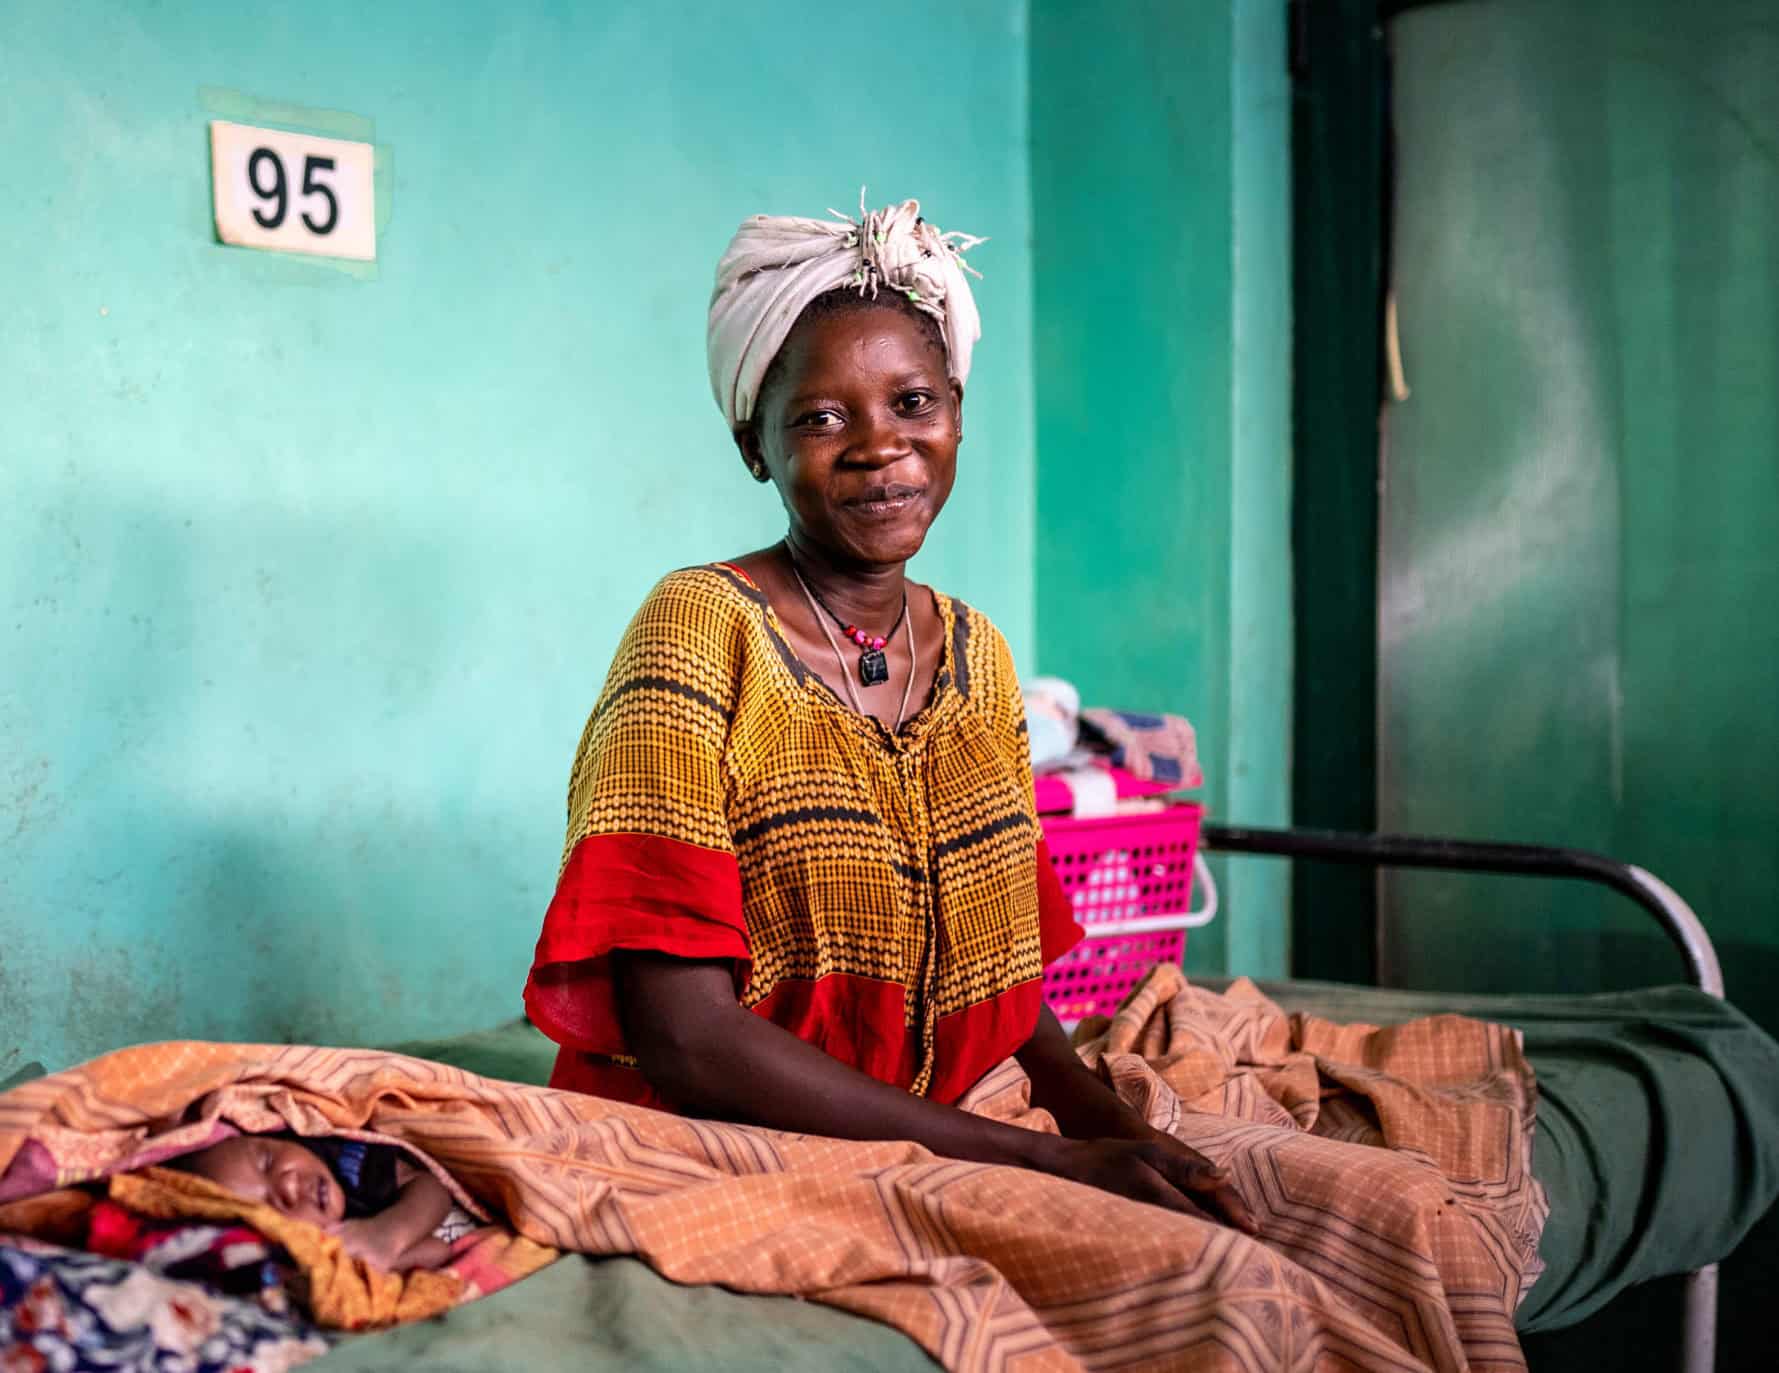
[523,198,1251,1229]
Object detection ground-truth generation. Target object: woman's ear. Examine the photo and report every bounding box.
[734,426,771,483]
[950,380,965,442]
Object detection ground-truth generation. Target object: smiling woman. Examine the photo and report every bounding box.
[739,293,957,732]
[521,199,1254,1228]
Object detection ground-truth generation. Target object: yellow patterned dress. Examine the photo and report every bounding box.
[524,564,1081,1108]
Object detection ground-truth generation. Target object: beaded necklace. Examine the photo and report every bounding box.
[783,544,907,685]
[786,551,918,730]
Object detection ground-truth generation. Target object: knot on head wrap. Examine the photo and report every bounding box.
[707,196,984,431]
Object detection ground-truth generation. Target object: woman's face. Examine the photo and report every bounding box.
[741,304,962,568]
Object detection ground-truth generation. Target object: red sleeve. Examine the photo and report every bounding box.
[1034,837,1084,965]
[523,833,748,1055]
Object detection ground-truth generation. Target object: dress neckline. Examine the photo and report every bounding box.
[707,562,958,750]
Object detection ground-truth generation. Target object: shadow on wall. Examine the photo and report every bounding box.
[0,482,551,1074]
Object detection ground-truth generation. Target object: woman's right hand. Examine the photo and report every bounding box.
[1030,1135,1251,1227]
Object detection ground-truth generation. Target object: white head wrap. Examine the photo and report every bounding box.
[707,197,984,431]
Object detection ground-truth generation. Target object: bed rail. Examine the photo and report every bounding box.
[1200,824,1723,997]
[1198,822,1723,1373]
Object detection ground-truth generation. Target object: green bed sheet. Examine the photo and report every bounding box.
[315,1251,937,1373]
[317,981,1779,1367]
[1221,980,1779,1333]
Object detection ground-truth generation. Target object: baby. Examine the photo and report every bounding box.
[175,1132,454,1272]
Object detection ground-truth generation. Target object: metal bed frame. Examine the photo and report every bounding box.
[1199,823,1722,1373]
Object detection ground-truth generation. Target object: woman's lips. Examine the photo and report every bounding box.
[844,485,924,518]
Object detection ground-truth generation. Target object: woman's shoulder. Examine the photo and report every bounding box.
[610,565,770,679]
[629,563,764,630]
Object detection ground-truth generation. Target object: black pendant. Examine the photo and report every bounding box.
[858,647,890,686]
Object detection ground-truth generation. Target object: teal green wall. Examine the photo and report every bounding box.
[1030,0,1293,979]
[1226,0,1294,978]
[0,0,1036,1072]
[1380,0,1779,1032]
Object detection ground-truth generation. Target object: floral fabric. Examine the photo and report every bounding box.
[85,1200,287,1302]
[0,1233,330,1372]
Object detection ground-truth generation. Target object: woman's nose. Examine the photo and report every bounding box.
[852,409,912,465]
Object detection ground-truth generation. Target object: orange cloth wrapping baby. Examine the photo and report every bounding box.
[0,992,1546,1372]
[105,1167,465,1328]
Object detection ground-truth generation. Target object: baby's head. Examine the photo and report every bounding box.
[176,1135,345,1229]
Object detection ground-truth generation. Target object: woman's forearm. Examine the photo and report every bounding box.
[1015,1004,1151,1141]
[614,953,1060,1170]
[613,953,1253,1227]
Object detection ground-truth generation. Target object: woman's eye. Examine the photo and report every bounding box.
[794,410,839,429]
[898,391,935,412]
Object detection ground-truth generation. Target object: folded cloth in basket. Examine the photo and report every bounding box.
[1021,676,1203,789]
[1032,761,1175,815]
[1078,708,1202,787]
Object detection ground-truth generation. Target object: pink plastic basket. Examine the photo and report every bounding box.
[1039,802,1204,1023]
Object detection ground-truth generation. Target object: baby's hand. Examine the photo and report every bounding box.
[390,1234,451,1271]
[334,1217,450,1272]
[334,1217,402,1272]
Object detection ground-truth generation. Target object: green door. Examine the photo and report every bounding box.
[1377,0,1779,1032]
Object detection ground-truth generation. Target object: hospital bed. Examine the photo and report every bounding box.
[316,824,1776,1373]
[2,829,1769,1372]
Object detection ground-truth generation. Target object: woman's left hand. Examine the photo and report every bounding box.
[1014,1004,1259,1233]
[1122,1126,1259,1234]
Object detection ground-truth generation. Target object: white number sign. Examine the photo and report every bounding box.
[209,120,376,262]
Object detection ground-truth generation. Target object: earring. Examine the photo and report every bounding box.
[750,460,767,481]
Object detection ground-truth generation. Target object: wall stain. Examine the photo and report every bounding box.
[3,758,54,845]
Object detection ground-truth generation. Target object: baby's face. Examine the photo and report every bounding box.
[183,1136,346,1229]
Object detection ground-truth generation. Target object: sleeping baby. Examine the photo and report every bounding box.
[174,1133,460,1272]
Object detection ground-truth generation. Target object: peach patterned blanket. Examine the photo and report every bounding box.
[0,965,1545,1371]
